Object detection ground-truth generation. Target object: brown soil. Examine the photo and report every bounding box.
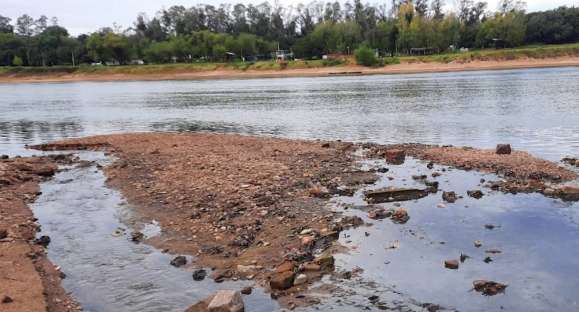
[0,155,80,312]
[1,57,578,84]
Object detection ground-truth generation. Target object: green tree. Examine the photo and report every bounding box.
[354,46,379,66]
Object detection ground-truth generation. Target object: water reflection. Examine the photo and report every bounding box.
[1,67,578,159]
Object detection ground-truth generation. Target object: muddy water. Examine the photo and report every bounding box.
[324,157,579,311]
[32,152,277,312]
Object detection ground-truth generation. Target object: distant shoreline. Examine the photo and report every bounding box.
[1,56,578,84]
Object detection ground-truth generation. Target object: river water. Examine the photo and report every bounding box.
[2,67,579,312]
[1,67,579,159]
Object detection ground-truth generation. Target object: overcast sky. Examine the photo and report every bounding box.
[2,0,577,35]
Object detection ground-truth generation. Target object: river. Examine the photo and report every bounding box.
[1,67,579,159]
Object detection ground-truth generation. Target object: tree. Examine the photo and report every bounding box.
[431,0,445,20]
[0,15,13,33]
[354,46,379,66]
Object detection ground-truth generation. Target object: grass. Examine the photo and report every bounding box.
[1,43,577,76]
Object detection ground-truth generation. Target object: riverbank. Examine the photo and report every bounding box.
[1,56,578,84]
[0,155,80,312]
[30,133,579,309]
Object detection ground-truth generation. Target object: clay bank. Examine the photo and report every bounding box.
[1,132,577,311]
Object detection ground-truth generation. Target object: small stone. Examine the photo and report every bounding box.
[34,236,51,247]
[192,269,207,281]
[315,255,335,272]
[240,287,252,295]
[484,224,496,230]
[473,280,508,296]
[293,274,308,286]
[368,208,392,220]
[170,256,187,267]
[484,256,493,263]
[2,296,13,304]
[302,263,321,272]
[496,144,512,155]
[130,231,144,242]
[442,191,457,203]
[467,190,484,199]
[300,228,313,235]
[207,290,244,312]
[301,236,314,246]
[391,208,409,224]
[474,240,482,248]
[384,149,406,164]
[436,203,447,208]
[0,229,7,240]
[460,253,469,262]
[444,260,459,270]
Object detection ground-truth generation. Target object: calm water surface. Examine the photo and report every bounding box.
[1,67,579,159]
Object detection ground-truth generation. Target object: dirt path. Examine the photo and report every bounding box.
[1,57,578,84]
[0,155,80,312]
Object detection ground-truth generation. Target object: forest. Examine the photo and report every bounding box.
[0,0,578,66]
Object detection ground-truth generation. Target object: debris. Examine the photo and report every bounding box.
[460,253,469,262]
[484,224,496,230]
[474,240,482,248]
[483,256,493,263]
[473,280,508,296]
[240,287,252,295]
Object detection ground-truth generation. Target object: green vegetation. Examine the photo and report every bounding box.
[355,46,380,67]
[0,1,578,69]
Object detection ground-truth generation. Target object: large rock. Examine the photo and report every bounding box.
[170,255,187,267]
[442,191,457,203]
[496,144,512,155]
[473,280,508,296]
[270,271,295,290]
[364,187,432,204]
[207,290,244,312]
[391,208,410,224]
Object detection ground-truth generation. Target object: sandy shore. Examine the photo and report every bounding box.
[0,155,80,312]
[1,57,578,84]
[30,133,579,309]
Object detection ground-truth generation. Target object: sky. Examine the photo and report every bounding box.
[3,0,577,35]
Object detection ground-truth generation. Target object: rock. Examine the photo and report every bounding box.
[237,265,260,274]
[484,224,496,230]
[270,271,295,290]
[192,269,207,281]
[302,263,321,272]
[467,190,484,199]
[427,161,434,169]
[442,191,457,203]
[562,157,577,166]
[364,187,431,203]
[377,167,389,173]
[474,240,482,248]
[544,186,579,201]
[484,256,493,263]
[301,236,314,246]
[0,229,7,240]
[312,231,339,252]
[341,271,353,279]
[444,260,459,270]
[207,290,244,312]
[315,255,335,272]
[240,287,252,295]
[368,208,392,220]
[0,155,8,160]
[34,235,51,247]
[412,175,427,180]
[293,274,308,286]
[391,208,410,224]
[339,216,364,228]
[432,172,441,178]
[170,256,187,267]
[384,149,406,165]
[2,295,13,304]
[473,280,508,296]
[275,261,296,273]
[299,229,313,235]
[496,144,512,155]
[130,231,144,242]
[576,160,579,167]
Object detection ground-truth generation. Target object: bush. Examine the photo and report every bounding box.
[354,46,380,67]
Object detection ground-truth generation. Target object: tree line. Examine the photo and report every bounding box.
[0,0,578,66]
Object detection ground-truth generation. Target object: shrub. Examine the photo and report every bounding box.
[12,56,23,66]
[354,46,380,67]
